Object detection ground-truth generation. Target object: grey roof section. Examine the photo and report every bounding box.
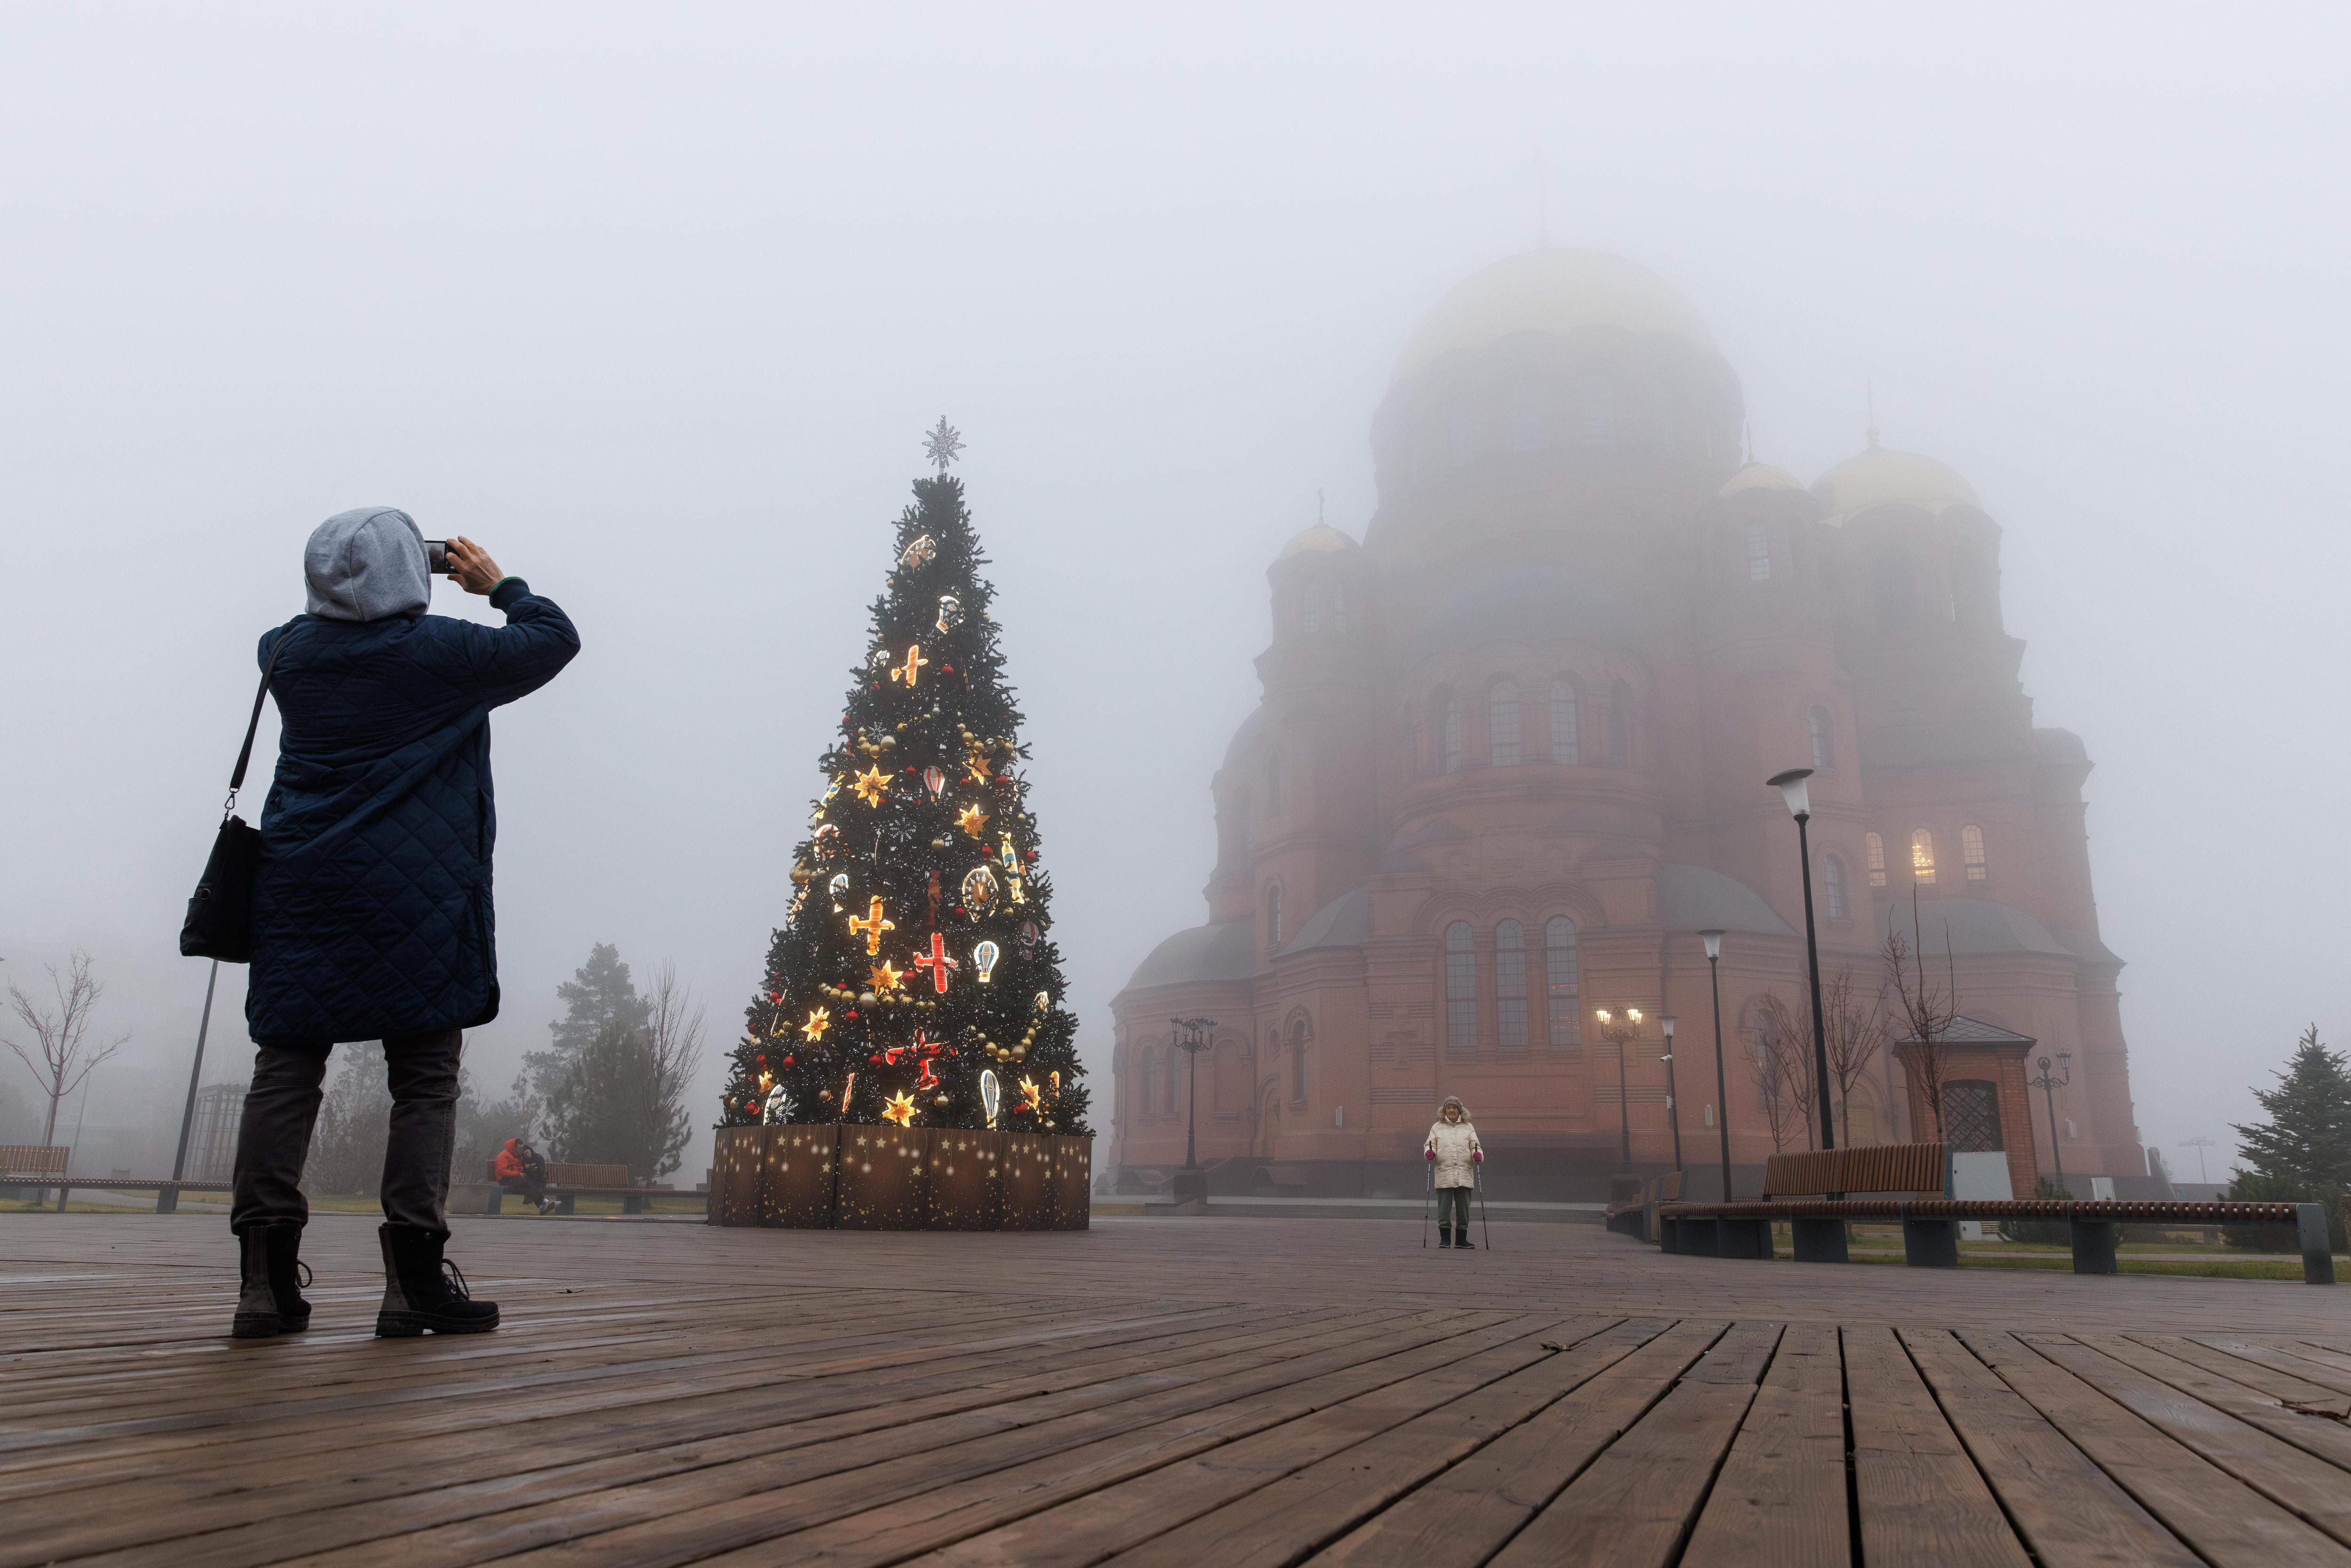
[1876,898,2072,958]
[1900,1016,2036,1047]
[1658,864,1797,938]
[1281,888,1373,957]
[1122,917,1260,993]
[2053,926,2125,969]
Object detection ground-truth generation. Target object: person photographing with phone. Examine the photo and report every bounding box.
[229,509,577,1339]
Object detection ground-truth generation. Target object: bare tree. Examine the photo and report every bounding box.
[1882,888,1961,1140]
[1751,992,1816,1153]
[1821,967,1892,1146]
[3,951,129,1147]
[639,961,704,1179]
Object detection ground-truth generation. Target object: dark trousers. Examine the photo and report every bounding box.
[1436,1187,1472,1229]
[230,1028,462,1236]
[498,1174,545,1206]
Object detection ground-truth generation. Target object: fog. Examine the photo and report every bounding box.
[3,5,2344,1187]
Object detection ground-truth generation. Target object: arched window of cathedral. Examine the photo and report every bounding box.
[1911,829,1937,885]
[1495,920,1528,1052]
[1747,520,1773,582]
[1510,384,1546,451]
[1265,882,1284,954]
[1488,677,1521,766]
[1544,917,1580,1048]
[1962,824,1988,882]
[1442,692,1465,774]
[1140,1047,1158,1116]
[1290,1020,1308,1104]
[1579,376,1615,445]
[1808,707,1834,771]
[1448,397,1473,465]
[1164,1040,1180,1117]
[1607,680,1633,766]
[1874,536,1918,633]
[1822,854,1848,921]
[1444,921,1477,1055]
[1266,753,1282,816]
[1865,831,1887,888]
[1549,677,1580,764]
[1298,586,1319,636]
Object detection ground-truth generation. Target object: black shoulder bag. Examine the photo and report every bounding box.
[180,622,300,962]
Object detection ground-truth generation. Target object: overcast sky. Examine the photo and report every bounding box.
[3,4,2344,1184]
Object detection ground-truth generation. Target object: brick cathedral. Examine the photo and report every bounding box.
[1107,248,2149,1202]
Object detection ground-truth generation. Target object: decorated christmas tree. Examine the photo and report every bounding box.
[719,421,1088,1138]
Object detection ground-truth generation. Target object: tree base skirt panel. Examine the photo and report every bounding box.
[708,1123,1091,1230]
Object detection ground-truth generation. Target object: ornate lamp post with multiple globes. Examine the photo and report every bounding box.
[2028,1049,2073,1195]
[1594,1007,1643,1170]
[1170,1016,1215,1204]
[1659,1015,1683,1175]
[1699,929,1733,1200]
[1766,767,1840,1152]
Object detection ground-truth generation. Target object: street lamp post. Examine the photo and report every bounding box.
[2028,1050,2073,1195]
[1595,1007,1643,1170]
[2180,1135,2216,1186]
[1659,1015,1682,1174]
[1170,1016,1215,1205]
[1766,768,1839,1152]
[1700,930,1732,1201]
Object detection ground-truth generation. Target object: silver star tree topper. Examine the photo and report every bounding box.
[923,417,964,471]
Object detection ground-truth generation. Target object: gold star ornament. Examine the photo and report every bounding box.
[957,803,989,839]
[852,765,891,806]
[869,959,906,993]
[882,1090,919,1128]
[800,1007,832,1042]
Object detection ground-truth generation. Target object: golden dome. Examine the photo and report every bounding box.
[1718,462,1804,498]
[1276,522,1358,561]
[1396,248,1718,381]
[1812,441,1981,523]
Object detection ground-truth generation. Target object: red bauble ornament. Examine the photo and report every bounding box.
[845,1010,859,1020]
[743,1102,760,1117]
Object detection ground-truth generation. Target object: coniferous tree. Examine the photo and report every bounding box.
[721,429,1086,1136]
[2231,1024,2351,1192]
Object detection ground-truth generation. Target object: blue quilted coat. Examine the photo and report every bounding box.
[245,578,578,1044]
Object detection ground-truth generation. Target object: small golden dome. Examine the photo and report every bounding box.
[1718,463,1804,498]
[1396,248,1717,381]
[1812,441,1980,523]
[1276,523,1358,561]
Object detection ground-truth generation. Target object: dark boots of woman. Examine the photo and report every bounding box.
[231,1224,312,1339]
[375,1224,501,1337]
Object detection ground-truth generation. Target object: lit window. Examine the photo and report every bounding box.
[1444,922,1477,1055]
[1865,831,1886,888]
[1608,680,1633,766]
[1550,677,1580,764]
[1822,855,1848,921]
[1442,693,1464,774]
[1266,883,1283,953]
[1580,376,1614,444]
[1748,521,1772,582]
[1545,917,1580,1048]
[1962,824,1987,882]
[1809,707,1833,770]
[1496,920,1528,1052]
[1510,385,1546,451]
[1488,678,1521,766]
[1911,829,1937,885]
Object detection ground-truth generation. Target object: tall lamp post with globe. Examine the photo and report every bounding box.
[1699,930,1733,1201]
[1595,1007,1643,1170]
[1766,768,1839,1152]
[2028,1050,2073,1195]
[1659,1015,1683,1175]
[1170,1016,1215,1205]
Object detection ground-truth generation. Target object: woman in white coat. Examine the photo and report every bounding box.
[1423,1095,1483,1250]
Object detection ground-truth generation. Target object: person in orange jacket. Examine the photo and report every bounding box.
[494,1137,553,1213]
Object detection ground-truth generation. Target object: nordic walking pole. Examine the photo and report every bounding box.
[1477,1162,1492,1250]
[1421,1159,1432,1247]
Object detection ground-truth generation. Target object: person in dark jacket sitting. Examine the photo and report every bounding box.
[493,1136,554,1214]
[229,509,578,1340]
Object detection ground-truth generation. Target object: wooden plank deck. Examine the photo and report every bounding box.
[3,1215,2348,1566]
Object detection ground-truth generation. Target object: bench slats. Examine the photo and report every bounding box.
[1763,1143,1948,1199]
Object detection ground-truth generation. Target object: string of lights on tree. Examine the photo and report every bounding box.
[719,420,1088,1137]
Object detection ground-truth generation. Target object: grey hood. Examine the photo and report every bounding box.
[305,507,430,622]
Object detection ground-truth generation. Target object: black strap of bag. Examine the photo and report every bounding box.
[181,621,302,962]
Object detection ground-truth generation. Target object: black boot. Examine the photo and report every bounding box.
[1438,1224,1452,1248]
[375,1224,500,1337]
[231,1224,312,1339]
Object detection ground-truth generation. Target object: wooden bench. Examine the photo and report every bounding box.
[479,1159,702,1215]
[1659,1141,2336,1284]
[1603,1170,1681,1242]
